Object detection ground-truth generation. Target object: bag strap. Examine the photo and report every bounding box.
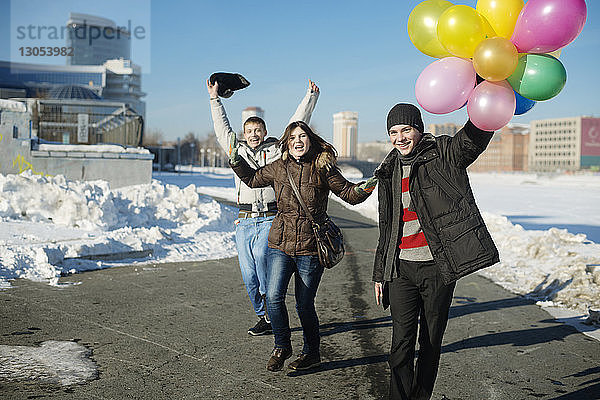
[286,163,316,224]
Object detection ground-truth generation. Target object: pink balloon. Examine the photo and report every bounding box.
[511,0,587,53]
[415,57,476,114]
[467,80,516,131]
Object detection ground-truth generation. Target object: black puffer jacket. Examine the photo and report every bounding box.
[373,121,499,287]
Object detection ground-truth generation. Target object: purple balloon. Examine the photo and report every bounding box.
[467,80,516,131]
[415,57,476,114]
[511,0,587,53]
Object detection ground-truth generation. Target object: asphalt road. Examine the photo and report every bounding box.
[1,200,599,399]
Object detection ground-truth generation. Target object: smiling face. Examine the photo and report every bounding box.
[288,126,311,159]
[388,124,423,156]
[243,121,267,149]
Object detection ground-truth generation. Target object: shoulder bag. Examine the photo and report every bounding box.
[286,164,345,269]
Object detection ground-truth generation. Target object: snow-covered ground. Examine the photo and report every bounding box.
[1,168,599,341]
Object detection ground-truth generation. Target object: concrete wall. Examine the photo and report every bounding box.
[28,150,153,188]
[1,107,153,189]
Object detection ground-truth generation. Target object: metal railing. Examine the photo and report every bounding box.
[31,99,143,147]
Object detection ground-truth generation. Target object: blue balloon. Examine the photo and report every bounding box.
[514,90,536,115]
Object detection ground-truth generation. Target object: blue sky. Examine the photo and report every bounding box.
[2,0,599,143]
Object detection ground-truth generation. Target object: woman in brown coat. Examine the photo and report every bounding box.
[230,120,377,372]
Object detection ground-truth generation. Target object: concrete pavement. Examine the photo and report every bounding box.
[1,200,599,399]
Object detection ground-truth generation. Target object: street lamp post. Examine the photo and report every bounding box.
[158,141,162,175]
[177,137,181,175]
[190,142,195,173]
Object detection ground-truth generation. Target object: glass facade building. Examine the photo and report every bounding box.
[1,13,144,123]
[0,60,145,119]
[66,13,131,66]
[0,61,104,96]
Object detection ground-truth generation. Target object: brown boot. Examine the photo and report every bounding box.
[288,352,321,371]
[266,347,292,372]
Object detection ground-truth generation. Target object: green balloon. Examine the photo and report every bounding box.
[507,54,567,101]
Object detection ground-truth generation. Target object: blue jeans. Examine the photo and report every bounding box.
[235,215,274,318]
[266,247,324,355]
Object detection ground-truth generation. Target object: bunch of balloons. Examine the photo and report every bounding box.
[408,0,587,131]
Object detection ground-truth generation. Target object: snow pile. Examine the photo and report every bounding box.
[0,340,97,386]
[0,171,237,287]
[479,212,600,313]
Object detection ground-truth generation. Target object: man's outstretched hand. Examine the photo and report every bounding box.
[308,79,320,95]
[229,130,240,166]
[207,79,219,99]
[355,176,378,195]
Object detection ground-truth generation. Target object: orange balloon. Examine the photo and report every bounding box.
[473,37,518,81]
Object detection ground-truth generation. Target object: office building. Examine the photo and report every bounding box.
[469,124,529,172]
[428,122,460,137]
[333,111,358,159]
[529,116,600,171]
[0,59,145,119]
[66,13,131,66]
[0,12,145,119]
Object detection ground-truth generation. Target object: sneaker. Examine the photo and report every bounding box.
[262,294,271,323]
[266,347,292,372]
[288,352,321,371]
[248,317,272,336]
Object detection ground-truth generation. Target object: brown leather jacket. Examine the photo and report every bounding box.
[232,151,370,256]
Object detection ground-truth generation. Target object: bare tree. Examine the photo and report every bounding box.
[143,128,165,146]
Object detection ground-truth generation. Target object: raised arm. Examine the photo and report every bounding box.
[446,120,495,169]
[288,79,320,125]
[207,79,237,156]
[326,166,375,205]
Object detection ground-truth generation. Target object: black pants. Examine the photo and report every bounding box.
[388,260,455,400]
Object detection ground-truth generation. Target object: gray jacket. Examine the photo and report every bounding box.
[210,87,319,211]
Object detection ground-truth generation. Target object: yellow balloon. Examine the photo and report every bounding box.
[476,0,524,38]
[408,0,454,58]
[437,5,497,59]
[473,37,518,81]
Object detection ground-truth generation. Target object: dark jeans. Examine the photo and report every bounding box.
[266,247,324,355]
[388,259,455,400]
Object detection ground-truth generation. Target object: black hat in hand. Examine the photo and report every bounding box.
[209,72,250,98]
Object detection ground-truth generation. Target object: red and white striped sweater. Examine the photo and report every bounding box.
[399,165,433,261]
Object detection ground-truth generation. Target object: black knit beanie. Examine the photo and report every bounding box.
[386,103,424,133]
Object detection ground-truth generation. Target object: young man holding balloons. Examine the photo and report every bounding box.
[374,0,588,397]
[372,103,499,400]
